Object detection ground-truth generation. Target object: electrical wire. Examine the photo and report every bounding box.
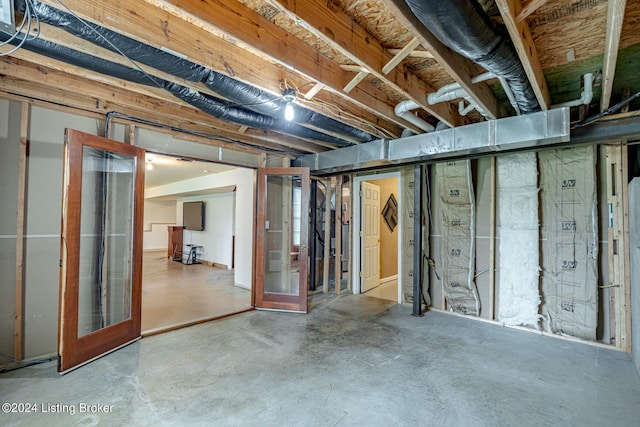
[573,89,640,128]
[0,0,40,57]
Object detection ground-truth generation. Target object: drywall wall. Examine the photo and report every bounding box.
[0,100,21,364]
[24,106,98,359]
[143,200,177,251]
[629,178,640,376]
[177,192,235,268]
[372,177,398,279]
[146,167,254,289]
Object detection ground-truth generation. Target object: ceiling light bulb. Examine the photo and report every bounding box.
[285,101,294,121]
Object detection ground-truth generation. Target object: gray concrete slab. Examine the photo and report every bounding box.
[1,293,639,426]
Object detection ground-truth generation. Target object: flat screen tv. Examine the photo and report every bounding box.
[183,201,205,231]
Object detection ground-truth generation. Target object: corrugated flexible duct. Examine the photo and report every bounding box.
[31,1,375,144]
[403,0,540,115]
[0,32,353,147]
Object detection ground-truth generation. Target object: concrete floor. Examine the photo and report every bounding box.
[142,252,250,333]
[1,293,639,426]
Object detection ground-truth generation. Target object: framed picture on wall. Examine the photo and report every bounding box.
[381,193,398,232]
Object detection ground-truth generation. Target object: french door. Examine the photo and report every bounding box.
[255,168,310,312]
[58,129,145,373]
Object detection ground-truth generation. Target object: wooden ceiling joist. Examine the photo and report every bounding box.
[141,0,437,131]
[380,0,502,120]
[38,0,403,139]
[253,0,466,126]
[495,0,551,110]
[601,0,628,112]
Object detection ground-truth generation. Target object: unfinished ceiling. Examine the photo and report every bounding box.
[1,0,638,156]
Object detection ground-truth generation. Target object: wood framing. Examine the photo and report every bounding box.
[13,102,29,361]
[600,0,627,112]
[380,0,501,120]
[605,143,631,352]
[323,177,335,293]
[516,0,551,22]
[494,0,551,110]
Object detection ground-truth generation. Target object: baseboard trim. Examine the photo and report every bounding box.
[380,274,398,284]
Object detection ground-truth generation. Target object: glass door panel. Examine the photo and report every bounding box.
[256,168,309,312]
[59,129,144,373]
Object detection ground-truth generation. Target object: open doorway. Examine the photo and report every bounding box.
[353,172,402,303]
[141,153,253,334]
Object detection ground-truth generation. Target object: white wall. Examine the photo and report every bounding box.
[178,193,234,268]
[146,167,255,289]
[143,200,177,251]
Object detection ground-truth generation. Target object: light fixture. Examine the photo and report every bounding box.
[146,160,154,171]
[282,88,296,121]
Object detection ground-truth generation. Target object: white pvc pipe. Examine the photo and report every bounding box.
[499,77,521,115]
[427,72,496,105]
[551,73,594,109]
[394,100,435,133]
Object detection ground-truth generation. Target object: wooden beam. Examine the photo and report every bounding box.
[495,0,551,110]
[516,0,551,22]
[38,0,403,139]
[600,0,627,112]
[380,0,501,120]
[254,0,467,126]
[382,37,421,75]
[304,82,324,100]
[387,49,434,59]
[14,102,29,361]
[343,70,369,94]
[0,57,324,153]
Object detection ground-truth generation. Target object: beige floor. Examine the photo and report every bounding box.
[363,278,398,302]
[141,251,251,333]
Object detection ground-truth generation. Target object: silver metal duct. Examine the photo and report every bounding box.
[295,108,570,174]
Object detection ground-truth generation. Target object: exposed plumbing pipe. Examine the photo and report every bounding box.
[552,73,594,109]
[499,77,521,115]
[429,72,496,104]
[394,100,435,133]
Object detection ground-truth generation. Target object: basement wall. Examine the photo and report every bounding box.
[143,200,177,251]
[177,192,235,269]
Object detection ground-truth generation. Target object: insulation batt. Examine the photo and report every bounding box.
[497,152,542,327]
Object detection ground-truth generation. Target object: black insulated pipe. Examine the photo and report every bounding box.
[31,1,375,143]
[403,0,540,115]
[0,32,353,147]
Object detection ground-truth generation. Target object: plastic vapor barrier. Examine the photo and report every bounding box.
[497,152,541,327]
[436,161,480,315]
[400,166,430,305]
[540,146,598,340]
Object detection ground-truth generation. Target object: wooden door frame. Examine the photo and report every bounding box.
[255,167,310,312]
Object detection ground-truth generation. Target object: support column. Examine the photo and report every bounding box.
[412,164,423,316]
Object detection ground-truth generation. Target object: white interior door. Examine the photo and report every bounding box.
[361,181,380,292]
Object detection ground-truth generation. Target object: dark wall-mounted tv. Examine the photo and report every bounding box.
[183,201,205,231]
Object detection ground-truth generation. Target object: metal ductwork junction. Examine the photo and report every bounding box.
[403,0,540,115]
[294,108,570,174]
[17,1,379,148]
